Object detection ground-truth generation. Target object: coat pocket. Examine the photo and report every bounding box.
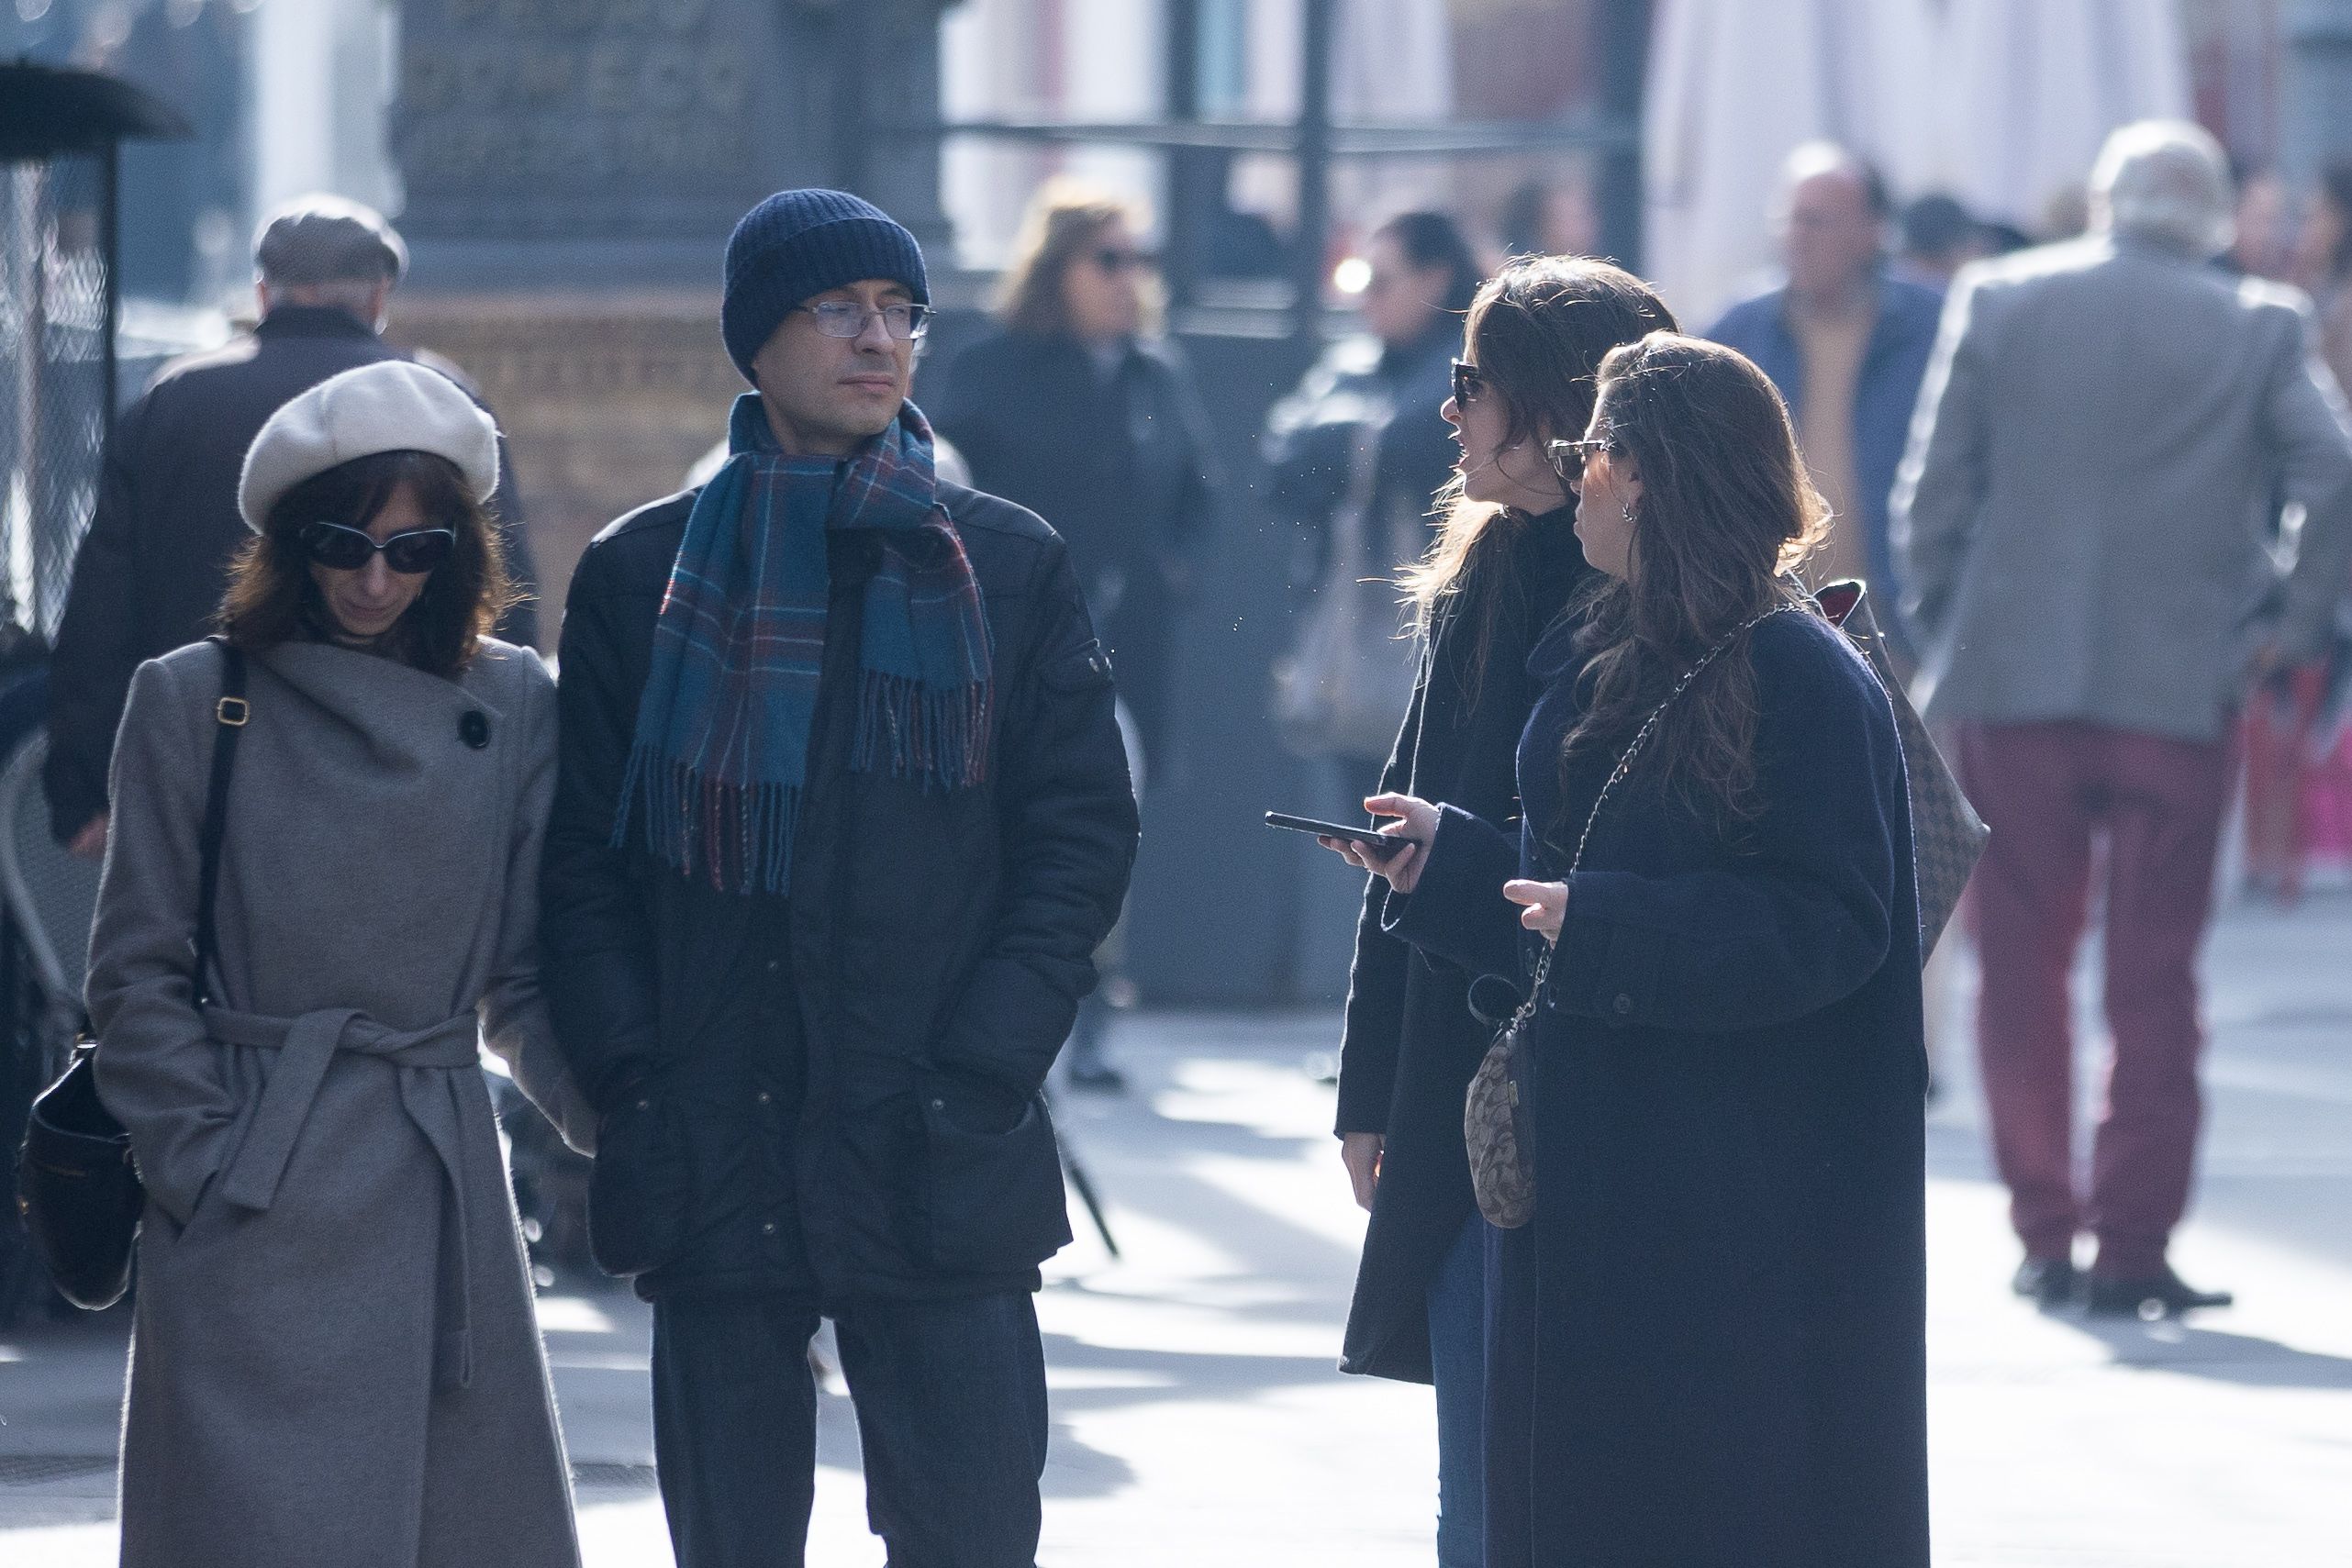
[587,1093,691,1278]
[917,1075,1072,1274]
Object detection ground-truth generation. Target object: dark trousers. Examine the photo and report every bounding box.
[651,1290,1049,1568]
[1427,1213,1488,1568]
[1956,719,2233,1278]
[1479,1219,1538,1568]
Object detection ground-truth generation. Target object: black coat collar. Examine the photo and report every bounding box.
[254,305,380,342]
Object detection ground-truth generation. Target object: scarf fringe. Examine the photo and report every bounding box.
[614,744,801,895]
[852,671,991,791]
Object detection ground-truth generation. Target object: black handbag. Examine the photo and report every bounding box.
[15,642,247,1309]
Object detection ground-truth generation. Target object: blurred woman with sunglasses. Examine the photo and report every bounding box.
[1357,336,1928,1566]
[934,179,1221,1090]
[936,179,1220,783]
[1313,257,1674,1568]
[88,360,591,1568]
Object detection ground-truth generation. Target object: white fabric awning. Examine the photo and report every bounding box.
[1644,0,2190,327]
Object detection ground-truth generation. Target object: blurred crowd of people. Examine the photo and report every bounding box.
[31,100,2352,1568]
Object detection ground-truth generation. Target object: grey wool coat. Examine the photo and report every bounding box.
[1893,234,2352,741]
[87,636,593,1568]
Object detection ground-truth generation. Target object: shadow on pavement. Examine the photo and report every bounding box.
[2053,1315,2352,1389]
[1034,1329,1344,1499]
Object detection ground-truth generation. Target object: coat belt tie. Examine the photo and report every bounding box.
[203,1004,487,1391]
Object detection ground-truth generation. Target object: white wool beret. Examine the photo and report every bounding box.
[238,360,499,532]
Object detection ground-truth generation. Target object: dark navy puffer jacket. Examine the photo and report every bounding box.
[541,479,1138,1304]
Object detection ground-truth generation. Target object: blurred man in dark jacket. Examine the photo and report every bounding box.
[42,195,537,851]
[1707,145,1942,601]
[1265,209,1479,634]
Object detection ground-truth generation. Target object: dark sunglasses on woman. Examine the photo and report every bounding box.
[1450,358,1488,408]
[1092,247,1156,274]
[1546,436,1612,489]
[300,520,458,575]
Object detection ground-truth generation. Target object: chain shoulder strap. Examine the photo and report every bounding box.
[1510,604,1800,1027]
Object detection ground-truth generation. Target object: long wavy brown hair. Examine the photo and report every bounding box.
[219,449,515,676]
[1555,334,1829,837]
[1399,257,1677,695]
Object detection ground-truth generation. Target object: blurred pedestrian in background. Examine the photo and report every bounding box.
[2226,161,2294,281]
[1892,193,1990,291]
[1267,211,1481,653]
[2293,159,2352,408]
[1359,335,1929,1568]
[935,182,1217,1089]
[1264,212,1481,992]
[1896,120,2352,1318]
[1495,172,1599,263]
[1318,256,1674,1568]
[934,179,1219,777]
[42,195,539,860]
[88,361,587,1568]
[1707,144,1942,603]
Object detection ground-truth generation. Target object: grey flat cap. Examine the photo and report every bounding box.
[252,194,407,284]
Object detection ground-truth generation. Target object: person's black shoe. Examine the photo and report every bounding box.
[2012,1254,2079,1307]
[2084,1266,2234,1319]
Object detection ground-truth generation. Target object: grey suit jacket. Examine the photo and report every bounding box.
[1893,235,2352,741]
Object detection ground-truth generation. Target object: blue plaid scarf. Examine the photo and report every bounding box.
[615,395,992,894]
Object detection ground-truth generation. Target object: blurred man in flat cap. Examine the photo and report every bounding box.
[43,194,540,853]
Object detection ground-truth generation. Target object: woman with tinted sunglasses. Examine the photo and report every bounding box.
[1311,256,1675,1568]
[86,360,591,1568]
[1355,337,1929,1566]
[933,178,1221,1092]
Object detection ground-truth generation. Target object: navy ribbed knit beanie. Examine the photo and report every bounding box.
[721,189,930,383]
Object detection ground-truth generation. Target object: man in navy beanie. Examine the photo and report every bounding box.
[542,189,1139,1567]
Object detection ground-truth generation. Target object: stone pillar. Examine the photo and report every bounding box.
[385,0,960,640]
[2282,0,2352,191]
[835,1,959,256]
[385,290,743,644]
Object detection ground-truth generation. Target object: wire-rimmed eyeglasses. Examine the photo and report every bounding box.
[795,301,932,341]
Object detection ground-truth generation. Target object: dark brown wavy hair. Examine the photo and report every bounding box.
[1399,256,1678,697]
[1555,334,1829,838]
[218,449,515,676]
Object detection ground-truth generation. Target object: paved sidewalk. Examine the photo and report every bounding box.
[2,895,2347,1564]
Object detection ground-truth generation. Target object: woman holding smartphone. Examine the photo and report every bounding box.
[89,361,588,1568]
[1315,256,1675,1568]
[1362,336,1929,1566]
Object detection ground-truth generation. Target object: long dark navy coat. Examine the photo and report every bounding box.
[1393,609,1930,1567]
[1335,507,1589,1383]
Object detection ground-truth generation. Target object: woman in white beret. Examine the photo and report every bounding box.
[86,359,590,1568]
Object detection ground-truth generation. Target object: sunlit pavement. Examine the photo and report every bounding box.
[3,894,2348,1566]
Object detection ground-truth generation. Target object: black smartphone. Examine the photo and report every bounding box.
[1265,811,1419,858]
